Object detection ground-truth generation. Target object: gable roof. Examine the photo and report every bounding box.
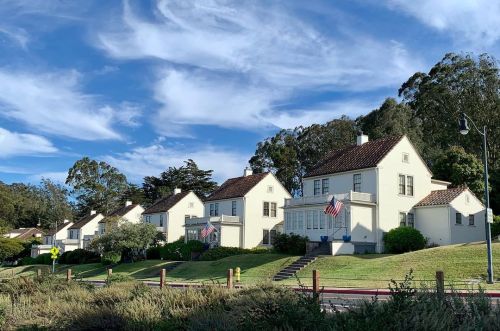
[68,213,101,230]
[9,228,44,240]
[99,204,140,223]
[304,135,404,178]
[45,222,73,236]
[142,191,191,214]
[414,187,468,207]
[205,172,269,202]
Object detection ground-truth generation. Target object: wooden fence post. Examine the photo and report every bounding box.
[313,269,320,301]
[66,269,72,282]
[107,268,112,283]
[227,268,233,289]
[160,268,166,289]
[436,270,444,298]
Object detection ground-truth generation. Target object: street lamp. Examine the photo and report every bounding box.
[459,112,494,284]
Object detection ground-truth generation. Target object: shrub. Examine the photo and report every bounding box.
[19,256,36,265]
[160,240,205,261]
[34,253,53,265]
[0,238,24,262]
[273,233,308,255]
[491,215,500,238]
[146,246,161,260]
[200,246,269,261]
[59,249,100,264]
[383,227,426,253]
[101,251,121,266]
[106,274,134,284]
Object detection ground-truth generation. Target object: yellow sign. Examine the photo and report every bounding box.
[50,247,60,259]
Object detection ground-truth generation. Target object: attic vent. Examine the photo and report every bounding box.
[402,153,409,163]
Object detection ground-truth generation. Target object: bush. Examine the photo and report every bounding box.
[491,215,500,238]
[200,246,269,261]
[34,253,53,265]
[383,227,426,253]
[107,274,134,284]
[59,249,100,264]
[273,234,308,255]
[146,246,161,260]
[19,256,36,265]
[160,240,205,261]
[101,252,121,266]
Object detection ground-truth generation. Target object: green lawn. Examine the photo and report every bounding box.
[288,242,500,289]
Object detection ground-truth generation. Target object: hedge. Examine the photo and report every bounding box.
[58,249,100,264]
[273,234,308,255]
[383,227,426,253]
[160,240,205,261]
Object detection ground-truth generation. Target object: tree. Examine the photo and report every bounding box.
[0,238,24,262]
[90,222,162,261]
[66,157,128,216]
[357,98,424,152]
[119,184,147,206]
[143,159,217,204]
[432,146,485,199]
[399,53,500,165]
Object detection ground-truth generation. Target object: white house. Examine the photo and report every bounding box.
[284,133,485,255]
[64,211,104,250]
[142,189,204,243]
[30,220,73,257]
[185,168,292,249]
[98,201,144,235]
[4,228,43,240]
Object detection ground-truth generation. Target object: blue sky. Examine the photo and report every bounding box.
[0,0,499,185]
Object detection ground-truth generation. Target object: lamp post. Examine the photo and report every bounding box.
[459,112,494,283]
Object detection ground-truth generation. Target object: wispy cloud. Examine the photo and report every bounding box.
[385,0,500,48]
[0,25,29,48]
[0,127,57,157]
[0,68,137,140]
[103,143,250,184]
[28,171,68,184]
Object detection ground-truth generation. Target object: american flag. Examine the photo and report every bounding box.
[201,221,216,238]
[324,197,343,217]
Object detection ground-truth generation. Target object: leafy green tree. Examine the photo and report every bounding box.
[0,238,24,261]
[432,146,485,199]
[357,98,424,152]
[143,159,217,204]
[66,157,128,216]
[119,184,147,206]
[90,222,162,261]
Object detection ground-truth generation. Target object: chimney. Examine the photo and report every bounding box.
[63,219,70,224]
[356,131,369,146]
[244,167,253,177]
[174,188,182,195]
[125,200,132,206]
[90,210,97,215]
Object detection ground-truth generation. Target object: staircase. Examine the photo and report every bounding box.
[273,242,330,281]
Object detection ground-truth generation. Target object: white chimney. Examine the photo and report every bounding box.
[125,200,132,206]
[174,188,182,195]
[244,167,253,177]
[63,219,70,224]
[90,210,97,215]
[356,132,369,146]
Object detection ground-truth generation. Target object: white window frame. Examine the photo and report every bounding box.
[231,201,237,216]
[263,229,271,245]
[285,212,291,230]
[263,202,270,217]
[402,152,409,163]
[456,212,462,225]
[469,214,475,226]
[267,185,274,193]
[313,180,321,196]
[306,211,313,229]
[407,213,415,228]
[297,211,304,230]
[406,176,414,196]
[398,175,406,195]
[313,210,319,229]
[353,174,362,192]
[319,212,325,229]
[322,178,329,195]
[270,202,277,217]
[399,212,407,227]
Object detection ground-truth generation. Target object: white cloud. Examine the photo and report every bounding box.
[385,0,500,47]
[0,25,29,48]
[103,143,250,184]
[0,69,133,140]
[29,171,68,184]
[0,127,57,157]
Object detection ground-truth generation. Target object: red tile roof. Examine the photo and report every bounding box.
[142,191,191,214]
[414,187,468,207]
[305,135,403,178]
[205,173,269,201]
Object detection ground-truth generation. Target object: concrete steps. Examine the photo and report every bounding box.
[273,243,329,281]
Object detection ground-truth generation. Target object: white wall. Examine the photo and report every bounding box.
[350,203,376,242]
[415,206,451,245]
[303,168,377,197]
[168,191,204,243]
[220,225,242,247]
[242,173,291,248]
[122,205,144,224]
[430,180,450,191]
[204,198,244,218]
[449,191,485,244]
[376,136,434,251]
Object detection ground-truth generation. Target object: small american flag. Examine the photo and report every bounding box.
[201,221,216,238]
[324,197,343,217]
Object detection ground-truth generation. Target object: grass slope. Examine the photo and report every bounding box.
[291,242,500,289]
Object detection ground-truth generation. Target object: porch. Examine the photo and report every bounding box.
[185,215,242,248]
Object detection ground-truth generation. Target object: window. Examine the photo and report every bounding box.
[263,229,270,245]
[210,203,219,216]
[353,174,362,192]
[313,180,321,196]
[285,212,291,230]
[267,185,274,193]
[297,212,304,230]
[69,230,74,239]
[159,214,164,227]
[469,215,475,226]
[187,229,198,241]
[319,212,325,229]
[407,176,414,196]
[403,153,409,163]
[306,211,313,229]
[456,213,462,225]
[399,212,407,227]
[263,202,270,216]
[270,230,277,245]
[322,179,329,195]
[407,213,415,228]
[465,195,470,204]
[327,215,333,229]
[292,212,297,230]
[188,202,194,208]
[399,175,406,195]
[313,210,319,229]
[271,202,277,217]
[231,201,237,216]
